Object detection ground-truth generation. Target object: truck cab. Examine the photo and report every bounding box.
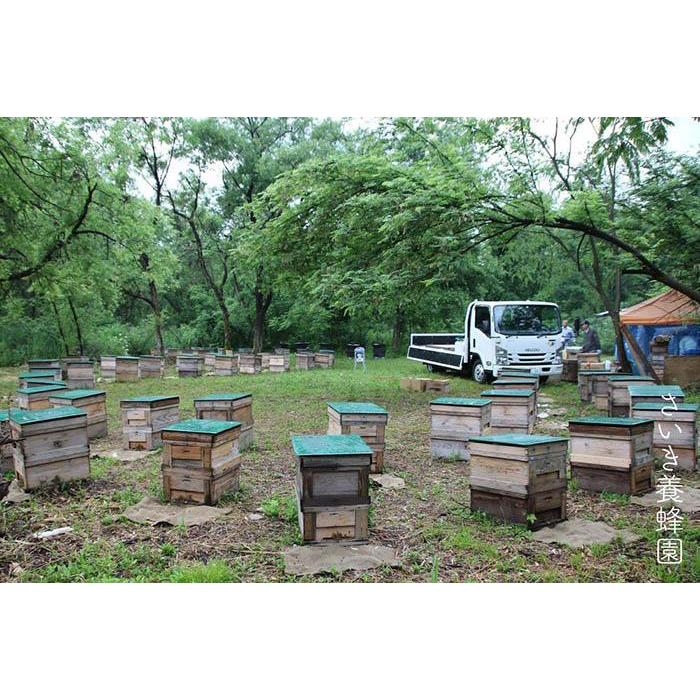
[406,300,564,383]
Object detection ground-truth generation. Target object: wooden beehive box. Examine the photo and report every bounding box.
[588,370,619,410]
[120,395,180,450]
[214,353,238,376]
[562,358,578,383]
[492,376,539,396]
[429,397,491,460]
[0,409,14,471]
[577,352,600,366]
[10,406,90,490]
[194,392,254,450]
[568,416,654,495]
[238,352,261,374]
[204,352,217,371]
[480,390,535,434]
[16,383,67,411]
[63,358,96,389]
[607,375,656,417]
[259,352,272,371]
[296,351,315,370]
[19,371,61,388]
[161,419,242,505]
[138,355,164,379]
[577,369,611,402]
[327,401,388,473]
[27,358,61,376]
[424,378,450,392]
[292,434,372,544]
[314,351,335,369]
[177,354,203,378]
[269,354,290,372]
[49,389,107,440]
[631,402,698,471]
[626,384,685,415]
[469,434,568,529]
[100,355,116,379]
[115,356,140,382]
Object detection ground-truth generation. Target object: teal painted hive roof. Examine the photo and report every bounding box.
[480,389,534,397]
[121,395,179,404]
[29,358,59,363]
[19,371,55,379]
[50,389,106,400]
[9,406,86,425]
[470,434,568,447]
[430,397,492,407]
[292,434,373,456]
[608,375,656,382]
[17,384,66,395]
[195,392,251,401]
[627,385,685,397]
[632,402,699,412]
[327,401,388,415]
[0,409,9,422]
[569,416,653,427]
[25,381,66,387]
[116,355,140,360]
[164,419,240,435]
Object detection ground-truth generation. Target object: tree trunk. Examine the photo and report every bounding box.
[391,308,404,354]
[67,296,84,354]
[51,301,70,355]
[252,288,272,353]
[149,279,165,355]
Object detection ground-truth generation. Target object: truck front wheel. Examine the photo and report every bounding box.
[471,359,491,384]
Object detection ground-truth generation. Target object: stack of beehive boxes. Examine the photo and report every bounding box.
[631,402,698,471]
[429,397,491,460]
[204,352,217,373]
[177,354,203,378]
[469,434,568,529]
[214,353,238,376]
[607,375,656,416]
[627,384,685,414]
[269,354,290,373]
[292,434,372,544]
[650,336,671,379]
[327,401,388,473]
[161,419,242,505]
[480,389,535,434]
[9,406,90,490]
[100,356,116,380]
[492,375,539,398]
[194,392,254,450]
[259,353,272,371]
[577,352,603,370]
[49,389,107,440]
[314,351,335,369]
[568,416,654,495]
[120,395,180,450]
[238,352,261,374]
[138,355,165,379]
[115,356,140,382]
[27,359,62,379]
[19,372,61,389]
[588,370,619,410]
[296,351,315,370]
[62,358,96,389]
[16,383,67,410]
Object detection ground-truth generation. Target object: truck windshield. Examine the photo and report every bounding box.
[493,304,561,336]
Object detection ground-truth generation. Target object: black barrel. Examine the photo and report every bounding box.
[295,341,310,351]
[346,342,360,358]
[372,343,386,359]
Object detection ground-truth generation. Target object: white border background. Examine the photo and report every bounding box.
[2,1,697,697]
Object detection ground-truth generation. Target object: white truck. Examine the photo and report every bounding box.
[406,300,564,383]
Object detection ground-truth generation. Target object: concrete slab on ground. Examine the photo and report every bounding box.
[123,496,231,527]
[284,543,401,576]
[631,487,700,514]
[370,474,406,489]
[532,518,640,548]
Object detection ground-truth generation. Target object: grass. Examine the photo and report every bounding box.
[1,356,699,583]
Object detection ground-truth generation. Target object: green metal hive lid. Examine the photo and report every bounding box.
[632,402,699,412]
[116,355,140,360]
[121,395,179,404]
[627,384,685,397]
[480,389,534,397]
[327,401,388,415]
[10,406,86,425]
[568,416,653,427]
[195,392,252,401]
[29,358,59,363]
[608,375,656,382]
[50,389,106,400]
[470,433,568,447]
[164,419,241,435]
[17,383,67,394]
[292,434,374,457]
[0,409,9,422]
[19,371,55,379]
[431,397,492,407]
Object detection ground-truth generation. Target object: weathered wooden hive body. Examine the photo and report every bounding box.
[62,358,96,389]
[429,397,491,460]
[631,402,698,471]
[492,376,539,397]
[18,371,58,388]
[626,384,685,414]
[16,383,67,411]
[296,351,315,370]
[100,356,116,379]
[10,406,90,490]
[238,352,261,374]
[269,354,290,372]
[214,353,238,376]
[314,351,335,368]
[469,434,568,530]
[138,355,164,379]
[480,389,535,434]
[194,393,254,450]
[27,359,61,379]
[49,389,107,440]
[161,419,242,505]
[292,434,372,544]
[176,354,203,378]
[115,356,140,382]
[120,395,180,450]
[607,375,656,417]
[568,416,655,495]
[327,401,388,473]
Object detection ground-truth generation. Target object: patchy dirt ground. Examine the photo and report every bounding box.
[1,358,698,582]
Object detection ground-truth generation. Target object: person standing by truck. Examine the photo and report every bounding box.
[580,320,601,353]
[560,319,575,350]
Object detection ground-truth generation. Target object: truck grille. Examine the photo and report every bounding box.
[508,352,548,365]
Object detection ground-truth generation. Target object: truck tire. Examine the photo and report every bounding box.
[471,358,491,384]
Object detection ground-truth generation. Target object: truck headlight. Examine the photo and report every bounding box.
[495,346,507,364]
